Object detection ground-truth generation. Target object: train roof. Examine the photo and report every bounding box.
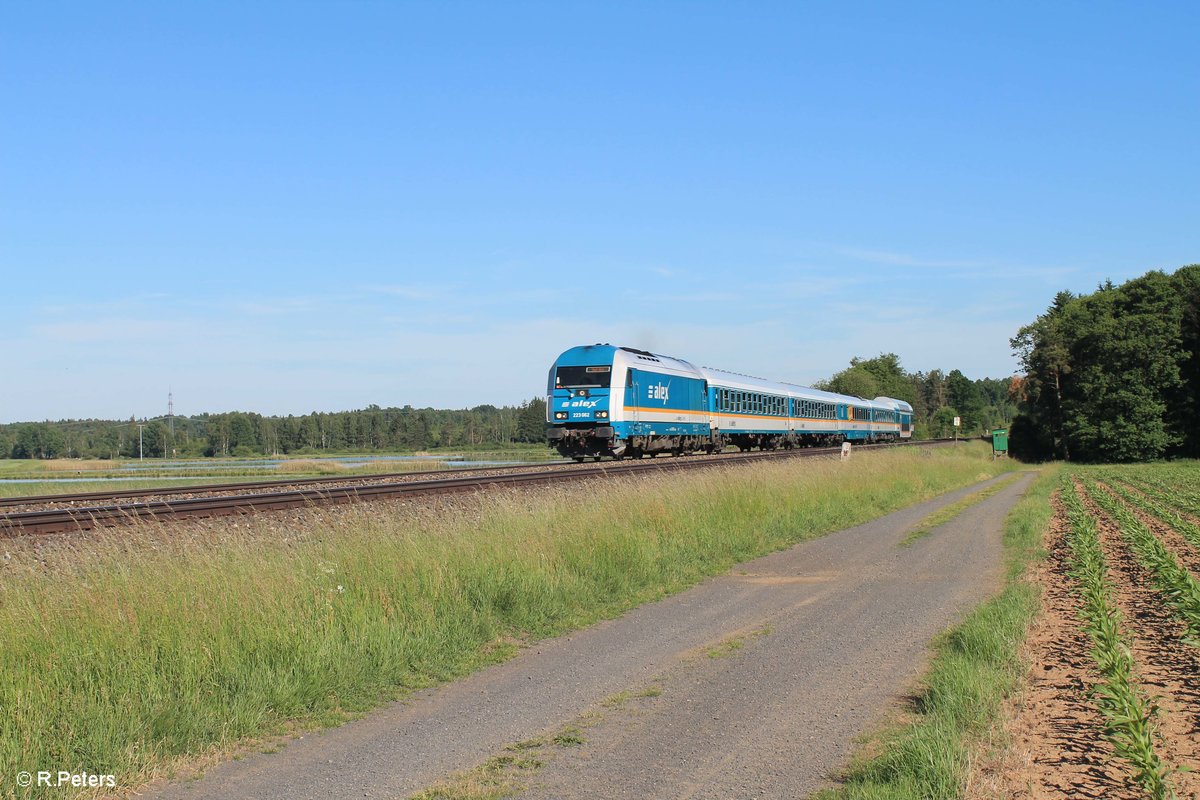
[873,396,914,412]
[553,344,701,375]
[780,382,858,404]
[698,366,793,395]
[703,369,873,408]
[613,346,700,375]
[553,345,915,414]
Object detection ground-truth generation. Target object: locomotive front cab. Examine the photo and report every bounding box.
[546,345,619,459]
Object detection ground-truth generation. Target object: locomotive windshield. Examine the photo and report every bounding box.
[555,365,611,389]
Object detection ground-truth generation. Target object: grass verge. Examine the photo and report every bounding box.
[900,472,1027,546]
[410,675,665,800]
[0,443,1012,798]
[814,463,1059,800]
[706,625,772,658]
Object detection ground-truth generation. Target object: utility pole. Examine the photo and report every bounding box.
[137,423,145,461]
[167,389,176,457]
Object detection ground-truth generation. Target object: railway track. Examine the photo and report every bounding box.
[0,459,578,510]
[0,440,955,537]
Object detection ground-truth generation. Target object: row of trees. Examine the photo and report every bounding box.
[1010,264,1200,462]
[0,399,549,460]
[815,353,1016,439]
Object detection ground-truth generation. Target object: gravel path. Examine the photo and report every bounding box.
[144,471,1034,800]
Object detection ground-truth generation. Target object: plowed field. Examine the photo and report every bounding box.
[977,465,1200,800]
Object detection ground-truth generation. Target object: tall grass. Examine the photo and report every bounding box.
[0,444,1011,797]
[272,458,350,474]
[355,458,450,473]
[40,460,117,472]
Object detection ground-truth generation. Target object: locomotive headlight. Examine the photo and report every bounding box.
[554,412,568,420]
[596,411,608,419]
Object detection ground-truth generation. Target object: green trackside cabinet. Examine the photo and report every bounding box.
[991,428,1009,459]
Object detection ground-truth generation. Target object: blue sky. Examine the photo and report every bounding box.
[3,2,1197,423]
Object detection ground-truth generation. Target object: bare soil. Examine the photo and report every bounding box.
[969,494,1138,800]
[1106,480,1200,579]
[976,485,1200,799]
[1085,484,1200,798]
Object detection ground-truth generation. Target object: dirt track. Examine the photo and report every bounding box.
[144,471,1034,800]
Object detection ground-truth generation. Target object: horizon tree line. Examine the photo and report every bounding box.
[0,399,549,460]
[1,352,1019,460]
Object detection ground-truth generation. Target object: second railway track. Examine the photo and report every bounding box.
[0,440,955,537]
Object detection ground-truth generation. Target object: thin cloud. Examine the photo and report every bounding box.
[834,245,1081,283]
[363,284,448,301]
[835,247,985,270]
[31,318,183,343]
[230,298,317,316]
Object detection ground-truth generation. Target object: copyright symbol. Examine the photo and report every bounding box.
[16,772,32,788]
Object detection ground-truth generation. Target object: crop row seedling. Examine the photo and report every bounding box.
[1126,470,1199,500]
[1061,479,1171,799]
[1123,472,1200,517]
[1117,477,1200,543]
[1084,480,1200,643]
[1104,479,1200,563]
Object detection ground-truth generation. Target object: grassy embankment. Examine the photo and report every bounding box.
[815,462,1058,800]
[0,442,1011,798]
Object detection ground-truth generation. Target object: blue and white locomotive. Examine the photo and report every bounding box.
[546,344,913,460]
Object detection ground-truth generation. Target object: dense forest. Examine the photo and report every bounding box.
[1010,264,1200,462]
[1,352,1016,459]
